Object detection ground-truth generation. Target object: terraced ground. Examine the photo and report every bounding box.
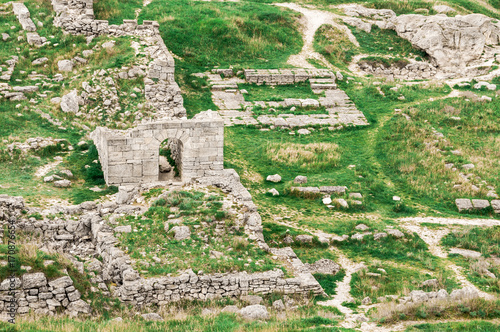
[0,0,500,331]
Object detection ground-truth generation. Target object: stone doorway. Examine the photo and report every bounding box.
[158,138,181,182]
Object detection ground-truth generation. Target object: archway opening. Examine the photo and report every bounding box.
[158,138,181,181]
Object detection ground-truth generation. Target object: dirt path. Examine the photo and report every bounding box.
[317,248,369,329]
[400,218,497,301]
[399,216,500,227]
[34,159,62,178]
[276,3,359,69]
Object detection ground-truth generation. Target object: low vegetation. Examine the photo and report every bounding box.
[116,189,281,277]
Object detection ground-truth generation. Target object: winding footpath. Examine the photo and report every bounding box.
[276,3,359,69]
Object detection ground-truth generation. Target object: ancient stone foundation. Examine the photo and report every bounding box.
[91,111,224,186]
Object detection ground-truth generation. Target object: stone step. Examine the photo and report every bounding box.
[311,83,337,90]
[211,83,238,91]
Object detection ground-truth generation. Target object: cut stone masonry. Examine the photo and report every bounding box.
[90,110,224,186]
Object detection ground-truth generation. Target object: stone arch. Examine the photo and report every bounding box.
[90,111,224,186]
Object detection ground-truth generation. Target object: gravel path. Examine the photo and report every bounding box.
[276,3,359,69]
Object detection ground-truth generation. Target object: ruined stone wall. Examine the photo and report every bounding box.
[90,111,225,186]
[0,273,91,317]
[244,68,335,85]
[4,180,323,309]
[51,0,186,118]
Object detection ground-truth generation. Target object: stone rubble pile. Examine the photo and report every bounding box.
[50,0,186,119]
[6,137,70,154]
[358,59,437,80]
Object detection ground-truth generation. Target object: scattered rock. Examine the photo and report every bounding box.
[422,279,439,288]
[294,176,307,184]
[355,224,369,231]
[268,188,279,196]
[295,234,313,243]
[58,60,74,72]
[272,299,285,311]
[266,174,281,183]
[61,90,79,113]
[374,232,387,240]
[386,229,405,238]
[53,179,71,188]
[141,313,163,321]
[170,226,191,240]
[114,225,132,233]
[239,305,269,321]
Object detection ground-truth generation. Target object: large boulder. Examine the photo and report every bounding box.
[388,14,500,70]
[159,156,172,173]
[61,90,79,113]
[239,305,269,321]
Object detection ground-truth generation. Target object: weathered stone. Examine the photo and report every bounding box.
[374,232,387,240]
[272,299,285,311]
[386,229,405,238]
[170,226,190,240]
[240,295,263,305]
[295,235,313,243]
[114,225,132,233]
[472,199,490,209]
[268,188,279,196]
[455,199,473,212]
[61,90,79,113]
[54,180,71,188]
[422,279,439,288]
[305,259,340,275]
[48,276,73,289]
[294,176,307,184]
[266,174,281,183]
[355,224,369,231]
[239,305,269,321]
[22,273,46,289]
[66,299,91,314]
[58,60,74,72]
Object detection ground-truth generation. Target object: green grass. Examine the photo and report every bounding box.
[262,222,337,264]
[377,95,500,215]
[350,264,459,301]
[116,189,281,277]
[441,226,500,256]
[336,229,440,270]
[240,82,322,102]
[376,298,500,324]
[314,270,346,296]
[93,0,142,25]
[406,320,500,332]
[0,305,352,332]
[139,0,302,69]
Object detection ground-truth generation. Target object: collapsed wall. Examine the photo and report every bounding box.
[51,0,186,118]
